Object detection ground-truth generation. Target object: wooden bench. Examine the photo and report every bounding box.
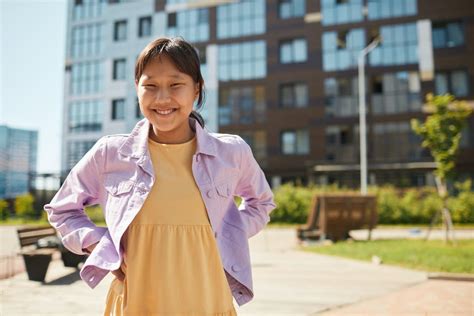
[17,226,86,282]
[297,194,377,242]
[17,226,58,281]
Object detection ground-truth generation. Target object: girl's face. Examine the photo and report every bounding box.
[135,55,199,144]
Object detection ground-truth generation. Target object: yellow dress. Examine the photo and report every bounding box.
[103,134,237,316]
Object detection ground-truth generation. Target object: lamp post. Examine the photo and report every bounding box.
[358,37,381,195]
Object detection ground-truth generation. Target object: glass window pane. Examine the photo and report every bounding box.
[295,84,308,107]
[293,39,307,62]
[447,22,464,47]
[451,71,468,97]
[282,132,296,154]
[435,74,448,95]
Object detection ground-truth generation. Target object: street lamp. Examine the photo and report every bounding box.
[358,36,381,195]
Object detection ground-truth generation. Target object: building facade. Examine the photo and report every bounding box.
[63,0,474,187]
[0,125,38,199]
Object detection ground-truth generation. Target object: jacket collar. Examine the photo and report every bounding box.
[118,117,217,159]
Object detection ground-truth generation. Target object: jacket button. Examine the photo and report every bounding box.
[207,189,215,198]
[231,264,240,272]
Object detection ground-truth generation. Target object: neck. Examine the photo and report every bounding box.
[149,123,195,144]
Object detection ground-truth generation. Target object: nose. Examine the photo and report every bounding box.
[155,88,171,104]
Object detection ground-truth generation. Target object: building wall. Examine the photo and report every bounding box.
[0,125,38,199]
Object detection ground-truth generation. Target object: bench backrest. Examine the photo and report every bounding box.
[17,226,57,248]
[304,195,321,229]
[317,194,377,241]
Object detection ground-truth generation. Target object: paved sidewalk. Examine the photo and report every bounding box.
[0,228,472,315]
[320,279,473,316]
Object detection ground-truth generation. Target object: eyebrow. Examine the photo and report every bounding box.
[142,74,185,80]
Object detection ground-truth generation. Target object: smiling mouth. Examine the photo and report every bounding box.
[154,108,177,115]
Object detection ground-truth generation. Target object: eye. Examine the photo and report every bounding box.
[171,83,183,87]
[143,84,156,89]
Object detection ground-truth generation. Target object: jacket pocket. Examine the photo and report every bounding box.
[104,178,135,196]
[104,176,135,217]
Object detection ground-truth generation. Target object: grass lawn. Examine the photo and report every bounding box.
[301,239,474,274]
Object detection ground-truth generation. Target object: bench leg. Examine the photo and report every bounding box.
[22,254,52,282]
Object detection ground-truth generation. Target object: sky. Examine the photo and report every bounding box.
[1,0,67,174]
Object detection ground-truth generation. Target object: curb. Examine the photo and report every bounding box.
[428,272,474,282]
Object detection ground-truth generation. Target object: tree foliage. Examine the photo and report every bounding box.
[411,94,472,184]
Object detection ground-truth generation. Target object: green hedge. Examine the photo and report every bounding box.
[270,181,474,224]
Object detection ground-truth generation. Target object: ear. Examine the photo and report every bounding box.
[194,83,200,97]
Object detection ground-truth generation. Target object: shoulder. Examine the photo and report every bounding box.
[208,132,251,152]
[206,131,254,165]
[96,133,129,149]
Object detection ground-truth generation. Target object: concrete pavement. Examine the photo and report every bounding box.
[0,227,472,315]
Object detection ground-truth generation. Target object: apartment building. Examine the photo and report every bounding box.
[0,125,38,199]
[63,0,474,187]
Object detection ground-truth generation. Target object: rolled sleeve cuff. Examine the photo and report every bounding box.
[61,226,108,255]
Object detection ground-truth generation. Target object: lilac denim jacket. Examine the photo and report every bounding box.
[44,117,276,306]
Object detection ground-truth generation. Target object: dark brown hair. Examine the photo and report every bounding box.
[135,37,205,127]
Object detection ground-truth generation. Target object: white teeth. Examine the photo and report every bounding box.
[156,109,175,115]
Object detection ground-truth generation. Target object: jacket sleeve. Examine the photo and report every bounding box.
[234,137,276,238]
[44,136,108,255]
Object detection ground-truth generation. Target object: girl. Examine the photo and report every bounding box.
[44,37,276,315]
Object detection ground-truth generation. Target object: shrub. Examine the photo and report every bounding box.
[270,182,473,224]
[0,200,9,220]
[448,180,474,223]
[270,183,314,223]
[85,205,105,223]
[14,194,36,220]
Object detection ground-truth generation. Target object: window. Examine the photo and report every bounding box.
[113,59,126,80]
[281,130,309,155]
[219,86,266,125]
[432,21,464,48]
[69,100,103,133]
[280,83,308,107]
[114,20,127,41]
[435,70,469,97]
[70,61,104,95]
[218,41,266,81]
[71,23,103,58]
[72,0,105,21]
[321,0,363,25]
[371,71,421,114]
[138,16,152,37]
[324,77,359,117]
[112,99,125,120]
[167,9,209,43]
[369,23,418,66]
[217,0,265,39]
[373,122,424,161]
[325,125,359,162]
[322,29,364,71]
[67,140,96,170]
[367,0,417,20]
[168,13,177,27]
[279,0,305,19]
[280,39,307,64]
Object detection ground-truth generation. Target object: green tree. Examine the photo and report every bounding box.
[14,193,36,220]
[411,94,472,243]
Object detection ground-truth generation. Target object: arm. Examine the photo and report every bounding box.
[44,136,108,255]
[234,138,276,239]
